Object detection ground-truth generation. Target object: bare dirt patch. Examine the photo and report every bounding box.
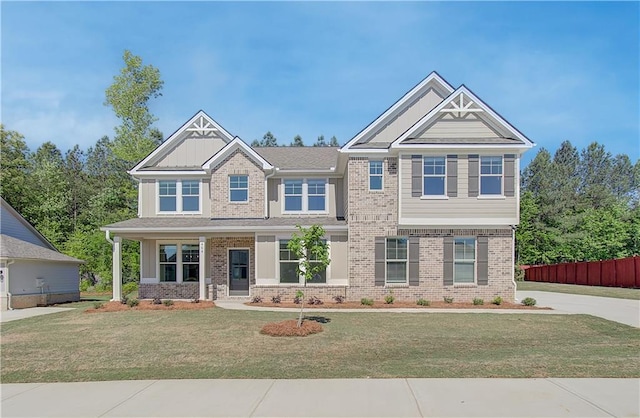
[86,300,215,313]
[248,300,549,310]
[260,319,324,337]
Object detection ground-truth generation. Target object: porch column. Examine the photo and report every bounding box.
[199,236,206,300]
[112,236,122,302]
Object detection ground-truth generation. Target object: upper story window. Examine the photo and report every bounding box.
[229,175,248,202]
[454,238,476,284]
[480,156,502,195]
[386,237,408,284]
[369,160,383,190]
[158,180,200,213]
[283,179,327,213]
[423,157,446,196]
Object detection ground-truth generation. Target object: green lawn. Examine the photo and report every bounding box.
[2,306,638,383]
[517,281,640,300]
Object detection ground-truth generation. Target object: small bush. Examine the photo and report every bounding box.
[250,296,263,304]
[360,298,374,306]
[80,279,92,292]
[122,282,138,296]
[443,296,454,304]
[271,295,281,304]
[92,302,103,310]
[515,265,525,281]
[521,297,537,306]
[492,296,503,305]
[127,298,139,308]
[152,298,162,305]
[120,295,129,305]
[293,296,302,304]
[191,298,200,304]
[473,298,484,306]
[416,298,430,306]
[384,291,395,304]
[163,299,174,307]
[308,296,323,305]
[333,295,345,304]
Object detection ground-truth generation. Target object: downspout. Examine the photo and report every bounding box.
[264,168,277,218]
[6,259,15,310]
[511,225,517,302]
[105,230,114,244]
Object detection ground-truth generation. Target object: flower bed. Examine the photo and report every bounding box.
[86,300,215,312]
[260,319,324,337]
[247,300,548,310]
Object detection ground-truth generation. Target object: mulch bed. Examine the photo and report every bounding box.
[247,301,549,310]
[86,300,216,313]
[260,319,324,337]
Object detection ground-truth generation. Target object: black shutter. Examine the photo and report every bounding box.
[408,237,419,286]
[447,155,458,197]
[504,154,515,197]
[477,237,489,285]
[375,237,386,286]
[443,237,454,286]
[411,155,422,197]
[468,155,479,197]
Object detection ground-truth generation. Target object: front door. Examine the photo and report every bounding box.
[229,249,249,296]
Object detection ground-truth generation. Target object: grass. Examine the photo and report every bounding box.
[517,281,640,300]
[1,307,638,383]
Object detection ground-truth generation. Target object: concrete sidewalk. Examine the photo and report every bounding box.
[2,378,638,417]
[0,307,75,323]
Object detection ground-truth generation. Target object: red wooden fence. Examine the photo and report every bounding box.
[524,256,640,288]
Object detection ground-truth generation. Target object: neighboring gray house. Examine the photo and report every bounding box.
[103,72,534,303]
[0,198,82,310]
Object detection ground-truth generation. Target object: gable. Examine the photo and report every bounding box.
[0,199,55,250]
[202,137,273,171]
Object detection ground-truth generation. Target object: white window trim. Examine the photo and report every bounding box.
[453,237,477,285]
[479,156,504,197]
[281,178,328,214]
[368,159,384,192]
[229,175,249,204]
[156,180,203,214]
[385,237,408,286]
[422,156,447,197]
[156,240,200,283]
[275,235,331,285]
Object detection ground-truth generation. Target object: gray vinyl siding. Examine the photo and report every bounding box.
[417,114,503,139]
[9,260,79,295]
[268,177,340,218]
[399,154,518,225]
[154,137,227,167]
[0,205,50,248]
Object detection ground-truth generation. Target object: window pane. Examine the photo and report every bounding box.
[182,196,199,211]
[455,262,475,283]
[181,244,199,263]
[481,176,502,195]
[386,262,407,283]
[183,264,199,282]
[308,196,325,211]
[481,156,503,175]
[369,160,383,175]
[308,179,326,195]
[159,196,176,212]
[280,262,299,283]
[423,157,445,175]
[285,196,302,211]
[160,264,176,282]
[370,175,382,190]
[159,181,176,196]
[284,180,303,195]
[182,180,199,195]
[159,245,177,262]
[230,175,248,189]
[230,189,248,202]
[424,177,445,195]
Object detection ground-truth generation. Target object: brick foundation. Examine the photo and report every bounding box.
[138,283,199,300]
[7,292,80,309]
[250,285,347,302]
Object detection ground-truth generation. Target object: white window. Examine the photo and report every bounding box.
[158,242,199,283]
[283,179,327,213]
[158,180,201,213]
[386,237,408,284]
[278,239,327,284]
[423,157,446,196]
[454,238,476,284]
[369,160,383,190]
[480,156,502,195]
[229,175,248,202]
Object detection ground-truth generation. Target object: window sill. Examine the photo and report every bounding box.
[368,189,384,193]
[228,201,249,204]
[420,195,449,200]
[156,211,203,215]
[453,283,478,288]
[385,283,409,288]
[282,211,329,215]
[476,195,506,200]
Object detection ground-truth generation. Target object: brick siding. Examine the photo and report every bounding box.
[138,283,199,300]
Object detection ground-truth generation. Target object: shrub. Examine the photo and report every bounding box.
[92,302,103,310]
[293,296,302,304]
[521,297,537,306]
[332,295,345,304]
[443,296,454,304]
[416,298,430,306]
[163,299,174,307]
[120,295,129,305]
[122,282,138,296]
[308,296,323,305]
[492,296,503,305]
[384,291,395,304]
[271,295,281,304]
[127,298,139,308]
[250,296,263,304]
[360,298,374,306]
[515,265,525,281]
[80,279,92,292]
[473,298,484,306]
[152,297,162,305]
[191,298,200,304]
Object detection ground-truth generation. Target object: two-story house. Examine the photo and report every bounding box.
[102,72,534,303]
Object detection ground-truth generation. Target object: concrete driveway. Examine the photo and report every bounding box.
[517,291,640,328]
[0,307,75,323]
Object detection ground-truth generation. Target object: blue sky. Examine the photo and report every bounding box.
[2,1,638,167]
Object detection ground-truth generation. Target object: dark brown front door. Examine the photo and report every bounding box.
[229,249,249,296]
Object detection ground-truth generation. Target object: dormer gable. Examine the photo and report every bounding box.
[202,137,273,172]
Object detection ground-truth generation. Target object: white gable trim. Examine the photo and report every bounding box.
[130,110,235,174]
[0,197,57,251]
[341,72,454,152]
[202,137,274,171]
[391,86,535,149]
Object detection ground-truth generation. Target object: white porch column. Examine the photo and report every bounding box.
[199,236,206,300]
[112,236,122,302]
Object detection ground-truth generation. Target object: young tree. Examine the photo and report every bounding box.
[251,131,278,147]
[290,135,304,147]
[313,135,327,147]
[287,225,330,327]
[329,136,339,147]
[105,50,164,164]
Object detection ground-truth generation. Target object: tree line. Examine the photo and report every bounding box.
[251,132,340,147]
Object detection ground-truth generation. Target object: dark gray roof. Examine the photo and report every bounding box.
[103,216,347,231]
[0,234,83,263]
[254,147,339,170]
[401,137,524,145]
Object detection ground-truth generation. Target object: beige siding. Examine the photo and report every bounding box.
[332,178,344,218]
[329,235,348,280]
[369,88,444,144]
[140,239,156,279]
[267,178,280,217]
[139,178,210,218]
[418,114,501,139]
[268,178,339,218]
[255,235,276,279]
[210,150,264,218]
[155,137,227,167]
[399,154,518,225]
